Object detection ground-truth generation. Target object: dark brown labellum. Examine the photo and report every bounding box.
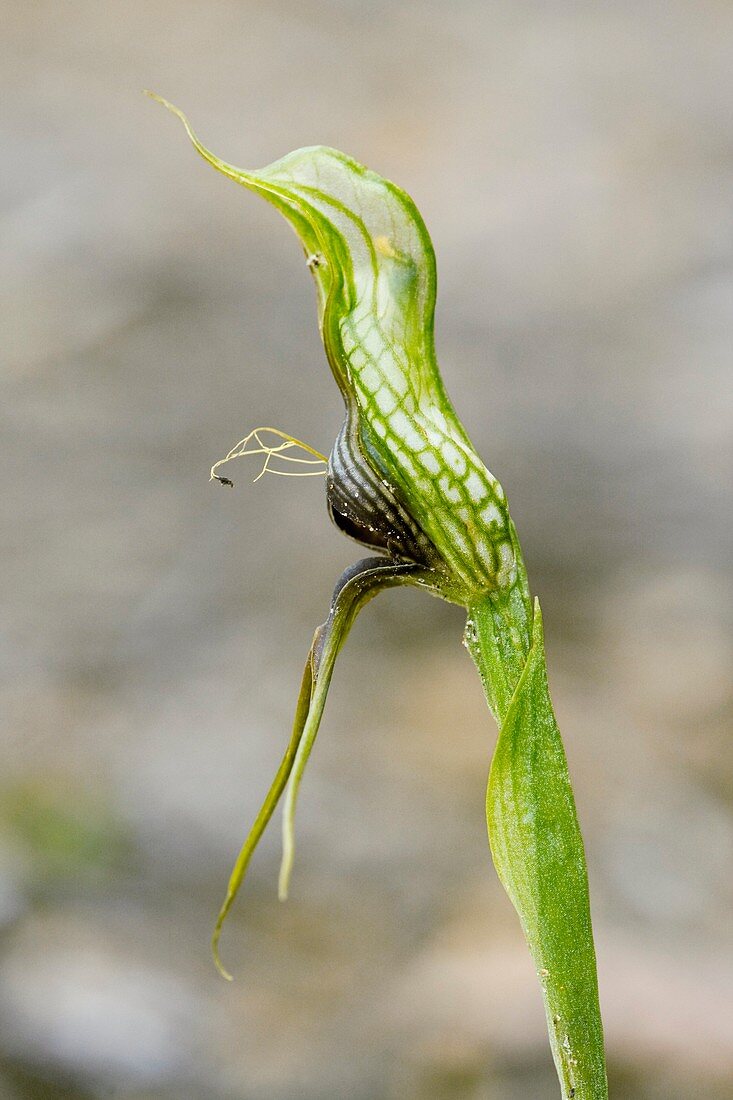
[326,413,440,569]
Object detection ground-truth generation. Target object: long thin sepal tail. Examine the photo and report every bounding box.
[212,558,427,979]
[277,558,428,899]
[211,657,314,980]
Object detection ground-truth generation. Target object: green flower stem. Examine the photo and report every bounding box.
[466,574,607,1099]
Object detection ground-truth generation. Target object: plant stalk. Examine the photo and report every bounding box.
[465,570,608,1099]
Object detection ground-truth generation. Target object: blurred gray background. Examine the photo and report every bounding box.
[1,2,732,1097]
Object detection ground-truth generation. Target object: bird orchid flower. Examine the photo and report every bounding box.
[149,93,608,1100]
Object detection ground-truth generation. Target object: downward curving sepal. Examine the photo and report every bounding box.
[212,557,429,979]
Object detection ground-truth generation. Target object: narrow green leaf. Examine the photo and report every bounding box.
[486,600,607,1099]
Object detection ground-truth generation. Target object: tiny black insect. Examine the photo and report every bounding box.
[214,475,234,487]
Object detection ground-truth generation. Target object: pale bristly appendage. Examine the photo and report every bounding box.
[210,426,327,486]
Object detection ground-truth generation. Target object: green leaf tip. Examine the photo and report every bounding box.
[150,98,607,1099]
